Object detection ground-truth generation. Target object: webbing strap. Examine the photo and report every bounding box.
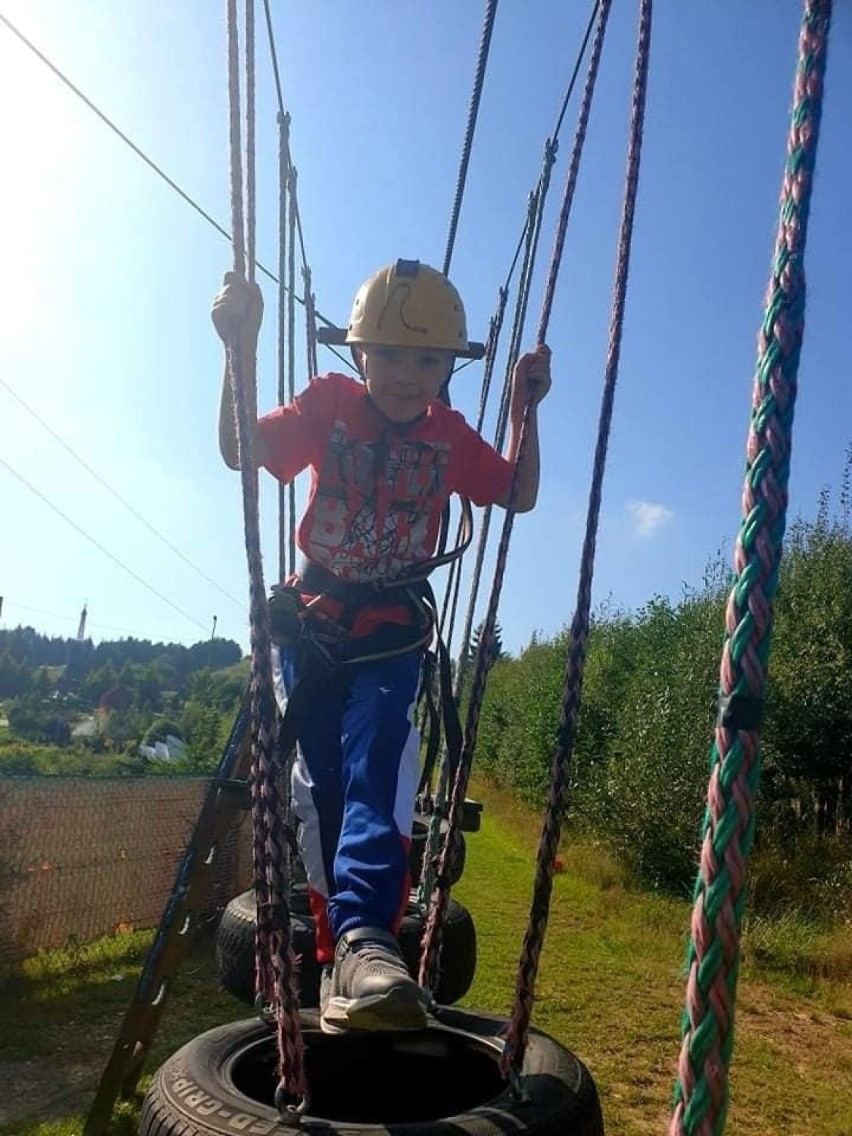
[416,630,464,798]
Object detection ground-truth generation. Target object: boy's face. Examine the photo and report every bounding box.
[358,345,454,423]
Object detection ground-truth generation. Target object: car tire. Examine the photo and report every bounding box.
[139,1010,604,1136]
[216,888,476,1008]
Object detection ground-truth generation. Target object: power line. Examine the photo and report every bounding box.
[0,10,357,374]
[0,14,269,271]
[0,378,245,610]
[1,456,210,633]
[0,11,317,315]
[0,599,195,641]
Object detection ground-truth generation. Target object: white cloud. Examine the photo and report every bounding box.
[627,499,674,539]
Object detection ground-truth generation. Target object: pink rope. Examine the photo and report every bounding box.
[225,0,305,1109]
[501,0,651,1079]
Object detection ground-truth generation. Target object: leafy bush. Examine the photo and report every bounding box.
[0,736,146,776]
[471,468,852,920]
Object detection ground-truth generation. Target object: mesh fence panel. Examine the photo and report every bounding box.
[0,777,253,962]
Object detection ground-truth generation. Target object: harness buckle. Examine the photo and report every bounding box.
[268,586,307,645]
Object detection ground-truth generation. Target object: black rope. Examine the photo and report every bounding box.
[453,188,541,685]
[443,0,499,275]
[262,0,311,280]
[437,288,509,654]
[438,0,601,655]
[277,111,291,581]
[552,1,601,140]
[287,164,298,576]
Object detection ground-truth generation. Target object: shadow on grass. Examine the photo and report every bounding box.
[0,927,246,1133]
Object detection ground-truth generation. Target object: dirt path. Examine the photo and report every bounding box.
[0,1056,99,1127]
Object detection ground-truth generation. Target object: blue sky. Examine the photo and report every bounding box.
[1,2,849,657]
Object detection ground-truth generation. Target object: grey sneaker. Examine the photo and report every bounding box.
[320,926,427,1035]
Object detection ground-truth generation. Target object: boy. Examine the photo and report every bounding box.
[213,259,550,1034]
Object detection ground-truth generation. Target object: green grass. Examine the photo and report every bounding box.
[453,779,852,1136]
[2,777,851,1135]
[0,928,247,1136]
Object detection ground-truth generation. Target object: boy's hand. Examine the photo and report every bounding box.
[211,271,264,346]
[511,344,552,416]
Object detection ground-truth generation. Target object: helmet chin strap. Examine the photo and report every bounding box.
[351,345,367,381]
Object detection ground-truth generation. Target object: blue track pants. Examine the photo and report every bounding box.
[273,644,421,963]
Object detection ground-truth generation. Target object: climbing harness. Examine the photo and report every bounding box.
[269,554,466,801]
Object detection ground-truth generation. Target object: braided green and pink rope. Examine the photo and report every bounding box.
[671,4,831,1134]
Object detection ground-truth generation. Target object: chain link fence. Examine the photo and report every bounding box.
[0,777,253,963]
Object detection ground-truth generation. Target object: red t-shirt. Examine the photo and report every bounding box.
[258,372,513,585]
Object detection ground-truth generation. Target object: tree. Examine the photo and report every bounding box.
[136,665,165,714]
[7,694,71,746]
[469,620,504,671]
[81,662,118,704]
[763,492,852,835]
[184,705,224,769]
[33,667,53,694]
[101,708,142,753]
[0,650,31,698]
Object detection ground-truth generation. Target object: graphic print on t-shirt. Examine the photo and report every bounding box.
[307,419,450,581]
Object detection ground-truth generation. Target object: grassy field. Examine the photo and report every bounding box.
[2,779,851,1135]
[455,783,852,1136]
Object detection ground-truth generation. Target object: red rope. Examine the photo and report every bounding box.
[501,0,651,1080]
[225,0,306,1110]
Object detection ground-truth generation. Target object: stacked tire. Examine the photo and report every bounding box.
[140,1010,605,1136]
[141,798,604,1133]
[215,814,473,1008]
[215,885,477,1008]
